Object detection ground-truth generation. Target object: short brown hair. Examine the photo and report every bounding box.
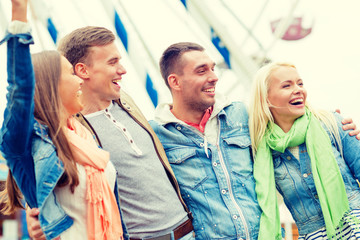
[159,42,204,89]
[58,26,115,67]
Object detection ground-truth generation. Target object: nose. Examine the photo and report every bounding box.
[117,63,127,75]
[293,84,303,94]
[208,70,218,83]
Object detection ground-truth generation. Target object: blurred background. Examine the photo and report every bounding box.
[0,0,359,239]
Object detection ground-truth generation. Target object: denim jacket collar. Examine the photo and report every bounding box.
[154,93,232,126]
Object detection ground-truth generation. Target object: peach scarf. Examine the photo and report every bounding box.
[65,117,123,240]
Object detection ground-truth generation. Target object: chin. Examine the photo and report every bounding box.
[294,112,305,120]
[73,103,84,114]
[112,91,121,99]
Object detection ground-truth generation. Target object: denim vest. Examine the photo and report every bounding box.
[0,31,129,240]
[272,113,360,235]
[150,102,261,240]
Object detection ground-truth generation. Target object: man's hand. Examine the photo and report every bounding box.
[336,109,360,140]
[26,208,46,240]
[341,118,360,140]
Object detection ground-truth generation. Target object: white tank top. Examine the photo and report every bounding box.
[54,161,117,239]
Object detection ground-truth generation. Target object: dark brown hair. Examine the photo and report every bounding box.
[58,26,115,66]
[159,42,204,89]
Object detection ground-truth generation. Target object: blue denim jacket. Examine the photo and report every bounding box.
[150,101,261,240]
[272,113,360,235]
[0,31,129,239]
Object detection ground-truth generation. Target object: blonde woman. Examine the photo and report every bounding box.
[0,0,126,239]
[249,62,360,239]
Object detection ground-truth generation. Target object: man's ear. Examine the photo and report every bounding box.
[74,63,89,79]
[168,74,180,91]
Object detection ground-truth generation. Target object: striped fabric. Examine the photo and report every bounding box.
[298,209,360,240]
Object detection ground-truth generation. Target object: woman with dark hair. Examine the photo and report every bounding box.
[0,1,127,239]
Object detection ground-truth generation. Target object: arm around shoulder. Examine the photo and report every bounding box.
[333,113,360,179]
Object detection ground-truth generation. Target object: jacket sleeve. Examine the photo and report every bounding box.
[334,113,360,180]
[0,27,37,207]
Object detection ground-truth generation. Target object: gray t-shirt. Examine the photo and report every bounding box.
[85,102,187,238]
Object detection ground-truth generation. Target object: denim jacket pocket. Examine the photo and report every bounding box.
[167,148,208,189]
[273,157,288,181]
[222,134,251,147]
[222,135,253,180]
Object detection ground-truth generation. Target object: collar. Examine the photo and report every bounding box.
[182,107,213,133]
[154,92,232,126]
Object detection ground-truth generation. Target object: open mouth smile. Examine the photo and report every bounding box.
[289,98,304,105]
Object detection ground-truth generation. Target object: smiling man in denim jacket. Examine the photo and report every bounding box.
[149,42,260,240]
[149,42,360,240]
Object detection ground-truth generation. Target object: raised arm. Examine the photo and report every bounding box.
[11,0,28,22]
[1,0,34,155]
[0,0,37,207]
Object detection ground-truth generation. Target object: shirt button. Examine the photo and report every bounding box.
[113,120,116,123]
[200,143,204,147]
[314,194,319,199]
[176,126,181,130]
[122,102,126,105]
[105,109,108,112]
[233,215,238,219]
[130,140,133,143]
[286,156,291,160]
[303,173,308,178]
[213,162,218,167]
[221,189,226,194]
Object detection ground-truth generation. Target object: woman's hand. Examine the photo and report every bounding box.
[26,208,46,240]
[11,0,28,22]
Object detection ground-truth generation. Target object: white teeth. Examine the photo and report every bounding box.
[76,90,82,97]
[204,88,215,92]
[112,80,121,85]
[290,98,303,104]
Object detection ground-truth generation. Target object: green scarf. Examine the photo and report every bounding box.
[254,109,349,239]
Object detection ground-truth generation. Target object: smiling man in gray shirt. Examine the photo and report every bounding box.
[26,26,193,240]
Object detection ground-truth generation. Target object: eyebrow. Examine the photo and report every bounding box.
[281,78,302,84]
[193,62,216,71]
[107,56,120,63]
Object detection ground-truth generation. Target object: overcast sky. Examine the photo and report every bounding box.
[259,0,360,125]
[0,0,359,125]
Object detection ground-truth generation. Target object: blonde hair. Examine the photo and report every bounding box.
[249,61,342,157]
